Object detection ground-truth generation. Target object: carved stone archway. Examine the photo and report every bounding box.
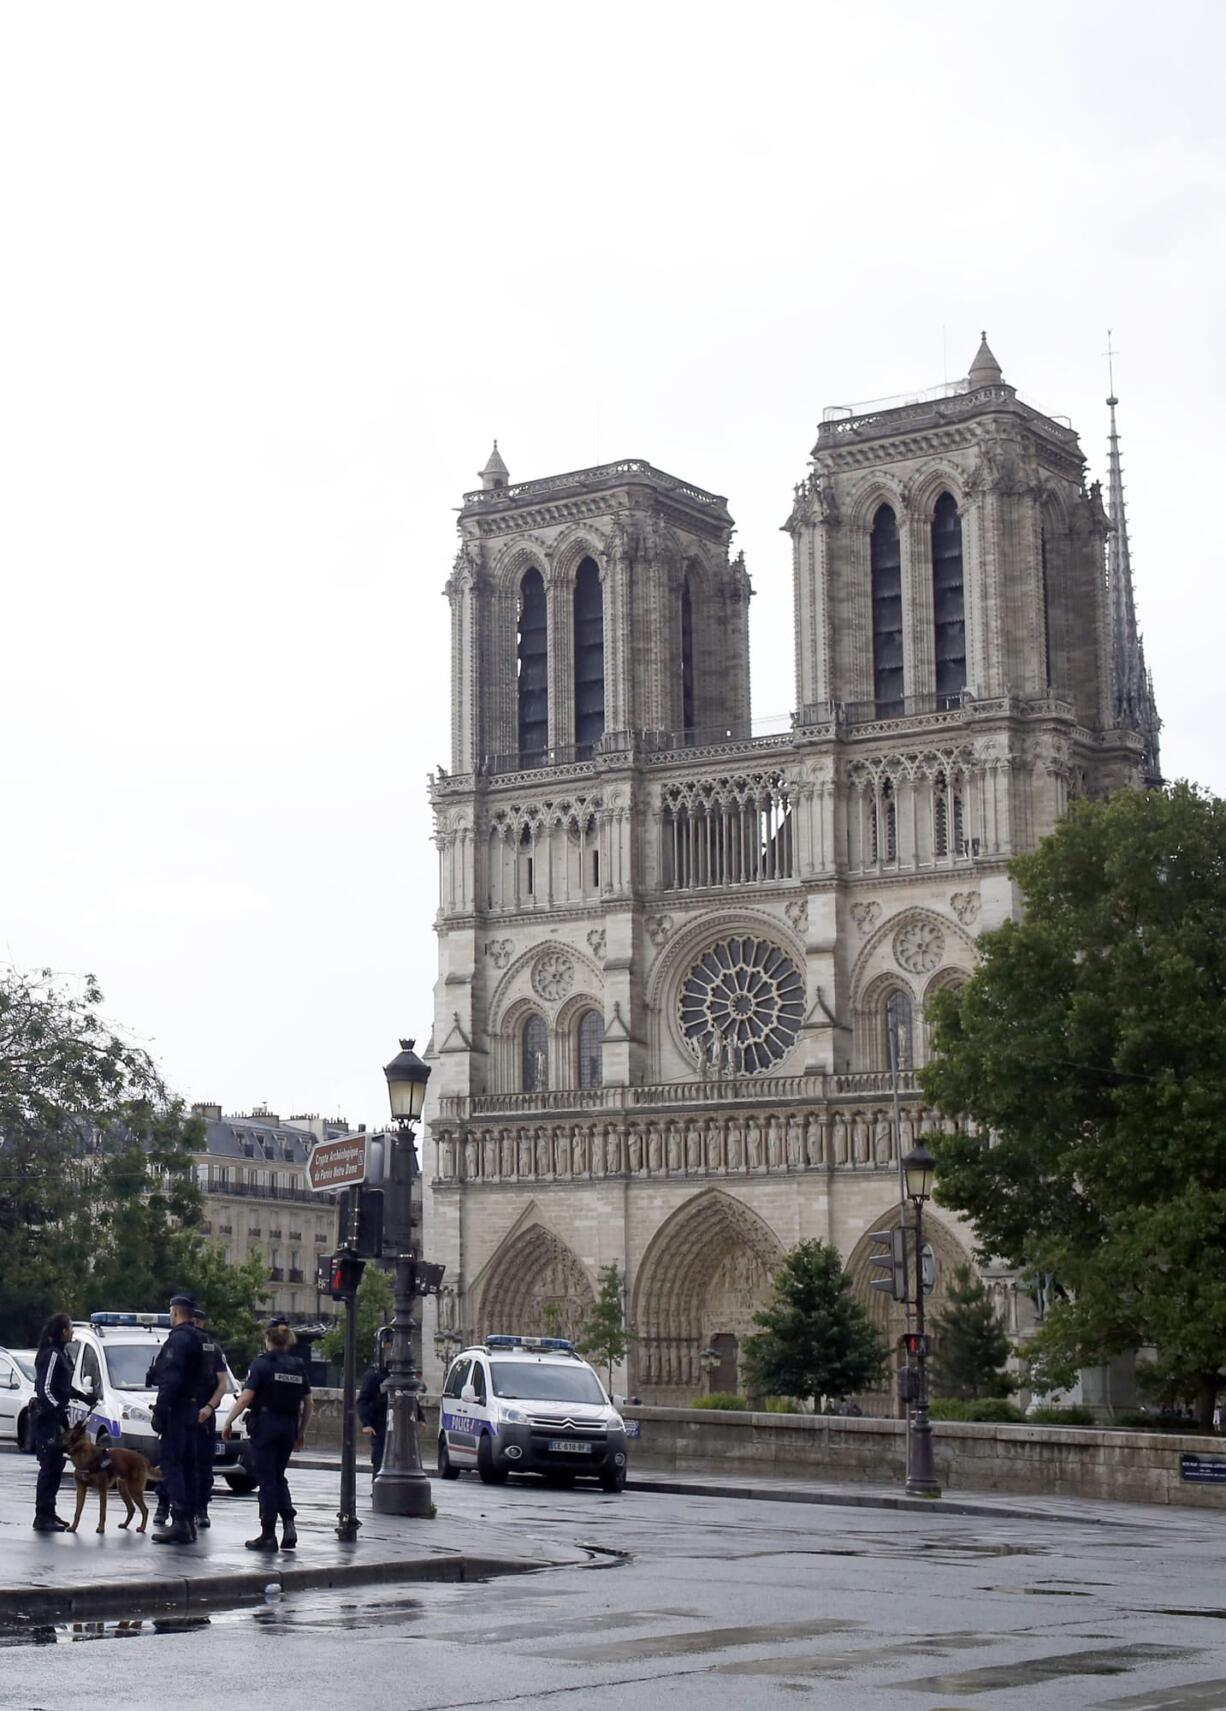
[475,1222,595,1343]
[631,1190,785,1401]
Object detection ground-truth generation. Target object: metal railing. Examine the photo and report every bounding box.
[479,720,792,779]
[461,458,729,513]
[438,1069,919,1120]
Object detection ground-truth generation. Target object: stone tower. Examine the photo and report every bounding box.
[424,342,1157,1402]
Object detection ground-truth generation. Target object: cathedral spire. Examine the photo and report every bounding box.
[480,441,510,491]
[967,331,1003,389]
[1104,345,1162,783]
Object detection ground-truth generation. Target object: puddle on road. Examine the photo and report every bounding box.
[0,1617,212,1648]
[900,1642,1195,1695]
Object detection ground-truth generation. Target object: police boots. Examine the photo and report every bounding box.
[150,1509,196,1546]
[280,1507,297,1550]
[245,1529,279,1551]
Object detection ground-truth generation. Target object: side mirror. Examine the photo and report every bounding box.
[613,1394,626,1411]
[460,1382,477,1404]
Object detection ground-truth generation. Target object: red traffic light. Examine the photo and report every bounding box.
[903,1332,928,1359]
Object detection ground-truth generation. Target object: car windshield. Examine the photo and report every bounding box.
[13,1357,35,1382]
[103,1343,162,1392]
[490,1361,606,1404]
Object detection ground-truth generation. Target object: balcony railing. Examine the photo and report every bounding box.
[479,720,793,779]
[438,1069,918,1120]
[202,1180,322,1205]
[268,1268,285,1282]
[288,1269,304,1284]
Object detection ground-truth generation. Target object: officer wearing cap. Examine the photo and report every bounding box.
[150,1293,208,1546]
[223,1317,311,1551]
[191,1306,229,1530]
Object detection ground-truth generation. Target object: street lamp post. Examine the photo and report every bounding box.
[901,1141,941,1499]
[372,1038,434,1519]
[700,1346,720,1396]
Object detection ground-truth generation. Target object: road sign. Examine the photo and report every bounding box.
[1181,1454,1226,1484]
[307,1133,369,1193]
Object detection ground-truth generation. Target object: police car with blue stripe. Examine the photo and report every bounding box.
[438,1335,628,1493]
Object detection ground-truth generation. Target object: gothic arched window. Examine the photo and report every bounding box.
[517,567,548,765]
[680,577,696,735]
[577,1009,603,1089]
[1040,526,1053,691]
[932,492,966,704]
[573,557,604,757]
[884,989,914,1072]
[521,1013,548,1094]
[871,504,903,715]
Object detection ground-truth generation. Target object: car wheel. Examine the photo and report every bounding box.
[599,1464,627,1494]
[438,1435,460,1480]
[17,1410,33,1454]
[476,1434,507,1486]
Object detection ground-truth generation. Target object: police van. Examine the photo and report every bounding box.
[438,1335,628,1493]
[66,1313,255,1490]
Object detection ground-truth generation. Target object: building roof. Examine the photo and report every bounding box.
[197,1115,314,1165]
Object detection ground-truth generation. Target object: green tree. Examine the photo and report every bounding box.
[922,783,1226,1429]
[742,1239,886,1405]
[318,1263,393,1367]
[0,966,203,1344]
[929,1264,1015,1400]
[178,1242,270,1370]
[576,1262,634,1390]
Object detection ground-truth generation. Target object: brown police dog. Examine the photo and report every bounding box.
[62,1421,162,1534]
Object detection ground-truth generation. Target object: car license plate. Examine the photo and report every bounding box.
[548,1439,591,1454]
[214,1439,227,1457]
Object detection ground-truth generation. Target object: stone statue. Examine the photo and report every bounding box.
[686,1123,702,1172]
[786,1115,802,1169]
[873,1116,893,1167]
[571,1125,587,1175]
[606,1128,623,1174]
[501,1131,516,1177]
[441,1135,456,1178]
[482,1131,498,1178]
[706,1123,722,1170]
[667,1124,683,1173]
[805,1114,823,1167]
[628,1128,643,1173]
[464,1136,478,1179]
[533,1047,548,1093]
[832,1114,848,1165]
[748,1118,763,1171]
[536,1129,551,1176]
[518,1132,532,1176]
[554,1127,569,1176]
[648,1124,663,1174]
[727,1120,743,1170]
[853,1116,869,1165]
[767,1116,783,1169]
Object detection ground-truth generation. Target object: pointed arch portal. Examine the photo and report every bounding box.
[632,1191,785,1398]
[476,1222,594,1344]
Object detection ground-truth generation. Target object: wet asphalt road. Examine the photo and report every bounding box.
[4,1459,1226,1711]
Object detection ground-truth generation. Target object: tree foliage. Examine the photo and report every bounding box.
[742,1239,886,1404]
[0,967,210,1344]
[576,1262,634,1390]
[921,784,1226,1428]
[318,1263,393,1368]
[180,1242,270,1369]
[929,1264,1015,1399]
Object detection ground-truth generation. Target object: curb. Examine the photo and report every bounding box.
[626,1473,1121,1526]
[0,1552,551,1624]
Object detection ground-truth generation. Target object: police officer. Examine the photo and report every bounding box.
[223,1319,311,1551]
[31,1312,95,1532]
[150,1293,208,1546]
[357,1328,391,1475]
[192,1307,228,1530]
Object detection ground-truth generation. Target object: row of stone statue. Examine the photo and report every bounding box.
[434,1107,951,1182]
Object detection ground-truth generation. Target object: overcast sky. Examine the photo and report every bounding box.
[2,2,1222,1129]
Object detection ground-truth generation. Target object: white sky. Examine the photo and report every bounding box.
[2,2,1222,1128]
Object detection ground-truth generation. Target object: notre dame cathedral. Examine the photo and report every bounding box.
[423,336,1160,1401]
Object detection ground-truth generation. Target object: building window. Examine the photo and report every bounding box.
[521,1013,548,1093]
[884,989,914,1071]
[681,578,696,733]
[932,492,966,704]
[577,1010,603,1089]
[871,504,903,715]
[573,557,604,757]
[517,567,548,764]
[1040,526,1053,690]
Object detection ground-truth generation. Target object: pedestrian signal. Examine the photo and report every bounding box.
[869,1225,909,1301]
[325,1251,366,1301]
[903,1332,928,1360]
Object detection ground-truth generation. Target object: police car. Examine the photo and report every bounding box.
[66,1313,255,1490]
[438,1335,628,1493]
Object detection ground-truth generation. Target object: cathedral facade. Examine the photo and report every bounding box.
[423,338,1158,1402]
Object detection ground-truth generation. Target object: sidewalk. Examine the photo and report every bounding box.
[0,1460,588,1624]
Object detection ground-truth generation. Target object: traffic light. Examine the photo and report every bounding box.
[414,1260,446,1297]
[903,1331,928,1360]
[324,1250,366,1301]
[869,1225,909,1301]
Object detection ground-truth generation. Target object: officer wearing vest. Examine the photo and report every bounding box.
[192,1307,229,1530]
[224,1319,311,1551]
[150,1292,208,1546]
[31,1312,96,1531]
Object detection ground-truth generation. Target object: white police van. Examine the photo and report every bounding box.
[437,1335,628,1493]
[66,1313,254,1490]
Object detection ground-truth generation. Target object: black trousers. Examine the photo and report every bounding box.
[159,1410,196,1517]
[33,1411,66,1519]
[251,1415,297,1531]
[370,1429,385,1474]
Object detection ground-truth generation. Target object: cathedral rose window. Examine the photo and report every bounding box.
[679,936,805,1073]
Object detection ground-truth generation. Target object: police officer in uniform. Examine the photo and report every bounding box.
[357,1328,391,1475]
[31,1312,95,1532]
[224,1319,311,1551]
[150,1293,207,1546]
[192,1307,229,1530]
